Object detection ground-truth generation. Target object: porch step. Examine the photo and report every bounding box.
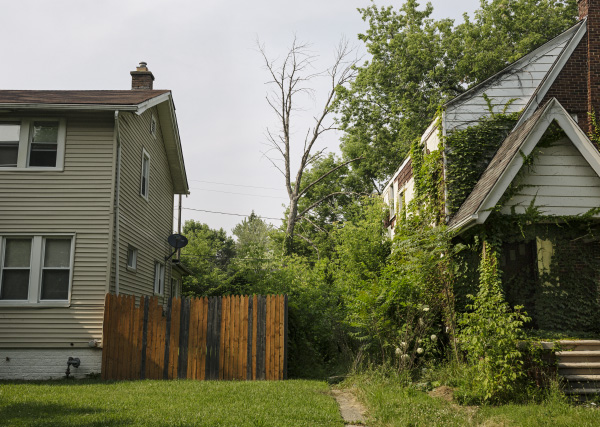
[558,362,600,375]
[554,341,600,396]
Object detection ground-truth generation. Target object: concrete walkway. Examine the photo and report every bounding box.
[331,389,368,426]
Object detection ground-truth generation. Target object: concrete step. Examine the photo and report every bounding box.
[564,388,600,395]
[558,362,600,375]
[555,351,600,363]
[562,375,600,382]
[558,340,600,351]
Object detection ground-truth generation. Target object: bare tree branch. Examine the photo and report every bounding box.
[299,156,363,198]
[297,191,366,220]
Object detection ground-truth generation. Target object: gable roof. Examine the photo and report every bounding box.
[442,20,585,134]
[449,98,600,231]
[0,89,188,194]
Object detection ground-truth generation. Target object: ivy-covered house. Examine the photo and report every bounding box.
[384,0,600,334]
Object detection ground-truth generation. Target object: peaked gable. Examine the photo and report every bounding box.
[444,21,584,133]
[449,98,600,230]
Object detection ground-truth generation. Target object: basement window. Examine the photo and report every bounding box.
[0,119,66,170]
[127,246,138,271]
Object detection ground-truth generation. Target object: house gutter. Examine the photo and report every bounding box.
[114,111,122,296]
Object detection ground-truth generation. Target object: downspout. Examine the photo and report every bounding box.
[114,111,122,296]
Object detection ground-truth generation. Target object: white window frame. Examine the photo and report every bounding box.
[127,246,138,271]
[154,261,165,296]
[0,233,75,307]
[0,118,66,171]
[140,148,150,201]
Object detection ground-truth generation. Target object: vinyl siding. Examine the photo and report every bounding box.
[0,112,115,348]
[501,137,600,216]
[114,108,175,302]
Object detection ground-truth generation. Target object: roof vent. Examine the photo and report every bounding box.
[130,62,154,90]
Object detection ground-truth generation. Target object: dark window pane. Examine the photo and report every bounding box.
[44,239,71,268]
[40,270,69,300]
[0,270,29,300]
[29,143,57,167]
[0,143,18,167]
[32,122,58,142]
[4,239,31,267]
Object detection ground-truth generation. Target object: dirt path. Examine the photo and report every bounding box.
[331,389,369,426]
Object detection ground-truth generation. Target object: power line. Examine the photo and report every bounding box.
[189,179,283,191]
[181,207,282,221]
[189,187,287,200]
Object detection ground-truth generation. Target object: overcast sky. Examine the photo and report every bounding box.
[1,0,480,235]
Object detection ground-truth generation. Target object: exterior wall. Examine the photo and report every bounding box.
[445,30,574,132]
[114,107,175,303]
[0,112,115,349]
[501,137,600,216]
[0,348,102,380]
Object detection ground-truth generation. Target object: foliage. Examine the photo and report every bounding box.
[334,0,578,189]
[180,220,236,296]
[0,380,342,427]
[458,242,531,404]
[445,107,519,214]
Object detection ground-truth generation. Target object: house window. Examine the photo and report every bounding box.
[140,149,150,200]
[0,122,21,167]
[0,235,74,305]
[0,119,66,170]
[154,262,165,295]
[127,246,138,270]
[388,187,395,218]
[150,115,157,137]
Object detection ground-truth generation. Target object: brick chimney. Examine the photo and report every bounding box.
[130,62,154,90]
[579,0,600,132]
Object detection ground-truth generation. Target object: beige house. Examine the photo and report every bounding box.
[0,63,189,379]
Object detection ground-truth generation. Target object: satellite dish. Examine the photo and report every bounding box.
[165,234,188,261]
[167,234,188,249]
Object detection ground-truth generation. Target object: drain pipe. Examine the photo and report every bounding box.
[114,111,122,296]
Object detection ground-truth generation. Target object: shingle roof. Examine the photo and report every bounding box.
[448,101,551,229]
[0,90,170,105]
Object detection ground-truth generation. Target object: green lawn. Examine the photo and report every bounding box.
[351,375,600,426]
[0,380,343,427]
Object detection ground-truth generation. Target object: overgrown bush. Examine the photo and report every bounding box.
[458,242,531,404]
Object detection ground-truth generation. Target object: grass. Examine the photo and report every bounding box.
[0,379,343,426]
[347,372,600,426]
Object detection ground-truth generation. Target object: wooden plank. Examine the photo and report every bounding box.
[265,295,271,380]
[279,295,284,380]
[134,296,145,380]
[270,295,276,380]
[200,297,208,380]
[274,295,280,380]
[258,295,266,380]
[219,296,227,380]
[101,293,111,380]
[204,298,213,380]
[150,298,160,380]
[116,295,126,380]
[215,297,222,380]
[222,296,230,380]
[169,297,181,379]
[186,298,198,380]
[252,295,257,380]
[178,298,190,379]
[242,296,248,380]
[284,294,288,380]
[163,298,173,380]
[144,297,154,380]
[127,295,136,380]
[140,296,149,380]
[229,295,235,380]
[247,296,253,380]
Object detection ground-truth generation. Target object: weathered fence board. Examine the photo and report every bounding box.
[101,294,287,381]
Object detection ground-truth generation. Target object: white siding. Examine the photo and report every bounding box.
[0,113,115,348]
[501,138,600,216]
[445,31,573,133]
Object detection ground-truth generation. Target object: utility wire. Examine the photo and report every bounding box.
[189,179,283,191]
[189,187,287,200]
[181,207,282,221]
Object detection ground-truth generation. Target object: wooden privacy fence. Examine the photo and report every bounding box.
[101,294,287,381]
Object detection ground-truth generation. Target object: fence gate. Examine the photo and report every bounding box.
[101,294,287,380]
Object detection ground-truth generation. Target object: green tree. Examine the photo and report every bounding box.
[335,0,577,189]
[180,220,236,296]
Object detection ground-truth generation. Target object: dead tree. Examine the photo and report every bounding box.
[258,37,361,253]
